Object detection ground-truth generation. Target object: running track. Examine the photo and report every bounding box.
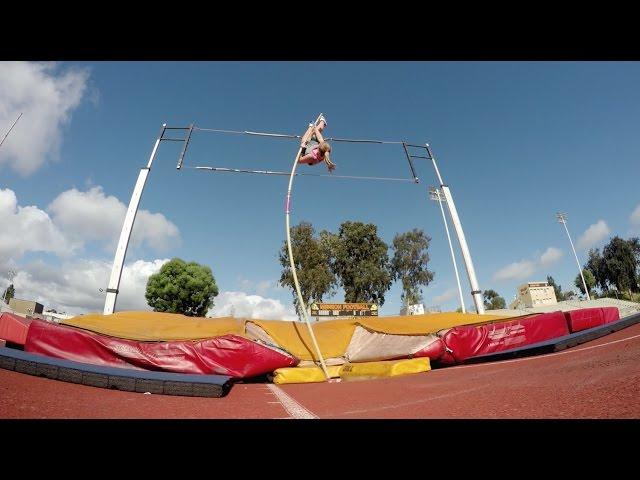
[1,323,639,419]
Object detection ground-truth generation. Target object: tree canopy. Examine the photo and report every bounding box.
[145,258,219,317]
[3,284,15,304]
[279,221,337,315]
[280,220,438,311]
[602,236,638,293]
[332,221,393,305]
[391,229,435,306]
[574,269,596,296]
[584,238,639,295]
[483,289,506,310]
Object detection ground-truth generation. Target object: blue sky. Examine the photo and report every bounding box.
[1,61,639,318]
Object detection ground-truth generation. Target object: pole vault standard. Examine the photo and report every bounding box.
[425,145,485,314]
[103,123,194,315]
[105,120,485,320]
[429,187,466,313]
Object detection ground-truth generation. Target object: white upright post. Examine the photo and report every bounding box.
[434,189,466,313]
[426,144,485,314]
[103,124,166,315]
[557,213,591,301]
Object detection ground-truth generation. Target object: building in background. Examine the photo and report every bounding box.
[509,281,557,309]
[8,298,44,317]
[400,304,426,315]
[42,310,74,323]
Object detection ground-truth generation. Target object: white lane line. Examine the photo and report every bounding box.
[449,333,640,371]
[266,384,318,419]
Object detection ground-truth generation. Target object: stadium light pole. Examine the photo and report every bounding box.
[556,212,591,301]
[429,187,465,313]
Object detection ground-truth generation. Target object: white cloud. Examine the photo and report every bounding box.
[235,276,278,296]
[256,280,275,296]
[13,258,169,315]
[493,245,565,282]
[539,247,563,266]
[12,259,293,320]
[631,204,640,225]
[0,186,179,266]
[576,220,610,251]
[493,260,537,281]
[432,288,458,305]
[207,291,296,320]
[0,62,89,175]
[0,188,72,259]
[48,186,180,252]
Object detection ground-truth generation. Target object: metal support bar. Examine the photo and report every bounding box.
[410,155,431,159]
[325,137,405,145]
[245,131,301,139]
[401,142,420,183]
[405,143,430,150]
[176,123,194,170]
[425,144,445,185]
[192,165,416,182]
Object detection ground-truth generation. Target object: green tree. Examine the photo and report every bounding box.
[3,284,15,304]
[483,289,506,310]
[546,275,563,301]
[626,237,640,287]
[586,248,608,292]
[331,221,392,305]
[145,258,219,316]
[279,221,337,315]
[391,229,435,307]
[602,236,638,294]
[574,269,596,296]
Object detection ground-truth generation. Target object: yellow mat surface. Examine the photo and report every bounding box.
[63,311,509,357]
[340,357,431,379]
[63,311,244,341]
[272,365,343,384]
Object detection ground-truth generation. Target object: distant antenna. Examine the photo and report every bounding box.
[0,112,23,149]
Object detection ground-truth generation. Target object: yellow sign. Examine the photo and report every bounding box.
[310,302,378,316]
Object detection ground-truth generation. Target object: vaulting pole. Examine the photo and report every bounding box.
[285,147,330,380]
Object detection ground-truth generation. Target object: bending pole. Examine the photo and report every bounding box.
[104,124,167,315]
[285,147,331,380]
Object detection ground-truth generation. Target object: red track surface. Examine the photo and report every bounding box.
[2,323,639,419]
